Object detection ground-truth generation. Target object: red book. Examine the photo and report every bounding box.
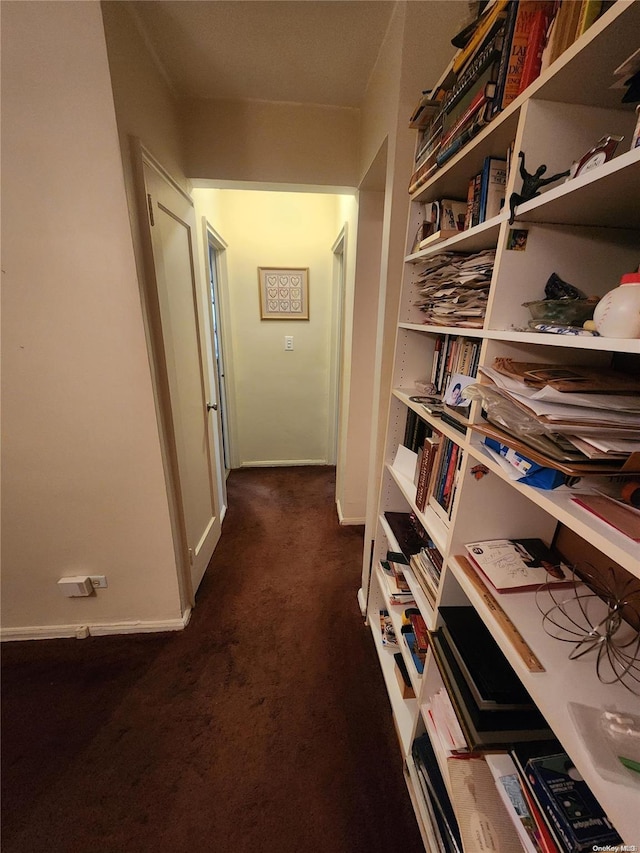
[415,434,441,512]
[520,778,562,853]
[408,611,429,653]
[503,2,555,108]
[518,7,550,95]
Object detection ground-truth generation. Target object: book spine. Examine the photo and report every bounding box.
[441,32,503,117]
[519,777,563,853]
[409,612,429,652]
[416,436,441,512]
[471,173,482,228]
[525,766,576,852]
[453,0,509,76]
[430,335,443,387]
[435,334,450,392]
[441,443,460,512]
[403,408,417,448]
[483,158,508,220]
[504,3,555,109]
[415,120,444,163]
[478,157,491,224]
[439,83,495,152]
[436,118,484,167]
[518,7,549,94]
[577,0,602,36]
[464,177,476,230]
[491,0,518,115]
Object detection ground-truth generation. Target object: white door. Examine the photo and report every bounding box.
[142,158,221,595]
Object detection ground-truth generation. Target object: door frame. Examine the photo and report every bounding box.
[201,217,237,494]
[131,139,212,612]
[328,223,348,466]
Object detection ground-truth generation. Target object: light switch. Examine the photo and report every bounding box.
[285,336,294,351]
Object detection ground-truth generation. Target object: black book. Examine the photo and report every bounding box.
[440,410,468,435]
[384,511,430,556]
[403,408,418,448]
[439,606,535,710]
[430,628,553,749]
[412,734,462,853]
[490,0,517,117]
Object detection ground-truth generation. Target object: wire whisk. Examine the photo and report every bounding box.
[536,564,640,695]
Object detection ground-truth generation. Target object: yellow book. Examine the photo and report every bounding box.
[452,0,509,76]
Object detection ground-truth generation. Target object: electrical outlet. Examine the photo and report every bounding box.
[89,575,108,589]
[284,336,294,351]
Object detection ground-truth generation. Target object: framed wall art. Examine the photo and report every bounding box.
[258,267,309,320]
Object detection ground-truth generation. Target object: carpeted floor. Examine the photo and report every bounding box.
[2,466,424,853]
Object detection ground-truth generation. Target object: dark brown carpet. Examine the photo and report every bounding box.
[2,466,424,853]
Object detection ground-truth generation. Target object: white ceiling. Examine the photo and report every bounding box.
[129,0,397,107]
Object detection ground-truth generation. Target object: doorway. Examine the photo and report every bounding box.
[204,223,231,521]
[331,225,347,482]
[135,145,223,601]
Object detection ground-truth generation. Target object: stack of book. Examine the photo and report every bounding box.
[379,553,415,607]
[507,742,623,852]
[402,607,428,675]
[408,1,605,189]
[414,250,495,328]
[409,540,444,607]
[430,334,482,396]
[429,606,554,750]
[464,155,507,229]
[414,431,442,512]
[429,436,463,522]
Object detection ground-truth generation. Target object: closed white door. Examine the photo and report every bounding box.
[143,159,221,595]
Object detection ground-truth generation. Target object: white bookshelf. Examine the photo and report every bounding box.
[365,2,640,848]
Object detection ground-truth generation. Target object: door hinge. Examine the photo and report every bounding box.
[147,193,155,226]
[188,547,194,565]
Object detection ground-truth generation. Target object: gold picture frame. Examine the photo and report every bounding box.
[258,267,309,320]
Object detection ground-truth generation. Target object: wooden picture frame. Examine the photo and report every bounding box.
[258,267,309,320]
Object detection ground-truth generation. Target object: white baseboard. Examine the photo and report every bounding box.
[336,499,365,526]
[1,608,191,642]
[239,459,329,467]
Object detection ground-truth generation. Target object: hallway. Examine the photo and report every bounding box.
[2,467,424,853]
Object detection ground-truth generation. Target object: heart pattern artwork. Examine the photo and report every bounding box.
[261,270,307,316]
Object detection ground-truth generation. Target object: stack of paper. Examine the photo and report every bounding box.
[414,250,495,327]
[475,360,640,468]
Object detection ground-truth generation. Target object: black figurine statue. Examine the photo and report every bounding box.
[508,151,570,224]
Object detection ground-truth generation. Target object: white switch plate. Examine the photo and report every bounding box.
[284,336,294,351]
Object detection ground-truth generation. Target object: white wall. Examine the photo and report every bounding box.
[1,1,182,638]
[193,189,349,467]
[336,189,384,524]
[182,98,359,189]
[356,2,464,595]
[101,1,188,191]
